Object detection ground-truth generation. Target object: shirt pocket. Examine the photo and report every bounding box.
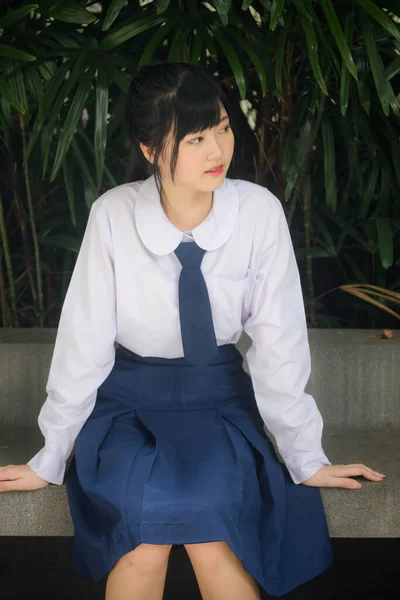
[209,268,253,339]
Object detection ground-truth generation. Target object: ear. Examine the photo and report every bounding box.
[139,142,155,164]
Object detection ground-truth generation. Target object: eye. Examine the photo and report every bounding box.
[189,136,203,144]
[221,124,231,133]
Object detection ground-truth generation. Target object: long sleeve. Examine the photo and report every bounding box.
[27,198,117,485]
[243,194,331,485]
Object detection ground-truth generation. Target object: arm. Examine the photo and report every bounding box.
[26,198,117,485]
[243,192,331,485]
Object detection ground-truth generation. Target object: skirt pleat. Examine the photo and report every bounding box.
[66,343,333,597]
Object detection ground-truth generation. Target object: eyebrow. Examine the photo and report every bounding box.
[219,115,229,124]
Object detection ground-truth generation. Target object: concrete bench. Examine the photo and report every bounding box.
[1,328,399,538]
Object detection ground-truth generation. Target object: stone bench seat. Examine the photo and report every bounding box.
[0,425,398,538]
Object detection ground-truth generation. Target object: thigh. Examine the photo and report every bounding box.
[184,541,237,567]
[112,543,173,572]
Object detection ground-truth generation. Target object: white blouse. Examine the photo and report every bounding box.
[27,175,331,486]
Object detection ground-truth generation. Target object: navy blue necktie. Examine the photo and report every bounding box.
[174,241,218,368]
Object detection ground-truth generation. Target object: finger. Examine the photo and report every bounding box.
[0,480,21,492]
[332,467,384,481]
[0,467,20,481]
[338,464,385,476]
[326,477,363,489]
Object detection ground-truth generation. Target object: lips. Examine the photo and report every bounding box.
[205,164,223,173]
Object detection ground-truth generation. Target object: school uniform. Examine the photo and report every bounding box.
[27,174,333,596]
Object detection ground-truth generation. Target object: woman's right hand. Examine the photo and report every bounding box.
[0,465,50,492]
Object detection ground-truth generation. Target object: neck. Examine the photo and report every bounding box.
[161,181,213,226]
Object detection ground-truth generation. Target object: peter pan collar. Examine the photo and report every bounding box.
[135,174,239,256]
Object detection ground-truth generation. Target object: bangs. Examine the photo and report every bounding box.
[173,76,229,140]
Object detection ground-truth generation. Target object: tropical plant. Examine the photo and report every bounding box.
[0,0,399,329]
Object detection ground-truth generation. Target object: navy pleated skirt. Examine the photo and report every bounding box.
[65,343,333,597]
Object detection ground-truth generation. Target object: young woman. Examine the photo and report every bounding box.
[0,62,385,600]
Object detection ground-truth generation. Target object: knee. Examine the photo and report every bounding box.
[115,543,173,574]
[184,541,234,569]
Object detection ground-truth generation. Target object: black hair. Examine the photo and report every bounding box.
[125,61,234,210]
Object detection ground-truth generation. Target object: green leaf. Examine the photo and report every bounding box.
[321,120,337,211]
[70,136,98,210]
[356,55,371,115]
[40,234,81,253]
[339,12,353,115]
[102,0,126,31]
[0,77,25,113]
[320,0,358,80]
[360,11,390,116]
[62,155,77,227]
[270,0,285,31]
[300,16,328,95]
[26,59,73,161]
[168,26,190,62]
[213,0,232,27]
[212,29,246,99]
[138,22,175,69]
[356,0,400,41]
[0,44,36,62]
[104,61,131,93]
[25,66,45,116]
[384,56,400,81]
[226,28,267,96]
[8,69,28,117]
[275,12,290,97]
[156,0,172,14]
[50,65,96,182]
[95,67,109,190]
[375,217,394,269]
[100,14,166,52]
[0,5,38,27]
[50,3,97,24]
[190,27,203,64]
[360,161,379,219]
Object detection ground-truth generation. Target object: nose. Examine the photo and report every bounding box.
[207,135,223,159]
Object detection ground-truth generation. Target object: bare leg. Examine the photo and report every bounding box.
[184,541,261,600]
[105,543,173,600]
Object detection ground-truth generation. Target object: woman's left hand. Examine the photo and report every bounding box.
[301,464,386,488]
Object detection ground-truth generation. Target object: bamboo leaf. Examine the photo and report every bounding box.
[0,5,38,27]
[275,12,291,97]
[51,3,97,24]
[168,26,189,62]
[270,0,285,31]
[356,0,400,41]
[356,55,371,115]
[226,28,267,96]
[40,234,81,252]
[102,0,126,31]
[360,162,379,218]
[300,16,328,95]
[212,29,246,99]
[0,44,36,62]
[62,156,77,227]
[100,14,166,51]
[190,28,203,64]
[95,67,109,190]
[50,65,96,182]
[0,77,25,113]
[339,12,353,115]
[70,136,98,209]
[321,120,337,210]
[320,0,358,80]
[384,56,400,81]
[375,217,394,268]
[360,11,390,116]
[138,22,175,69]
[156,0,172,14]
[213,0,232,27]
